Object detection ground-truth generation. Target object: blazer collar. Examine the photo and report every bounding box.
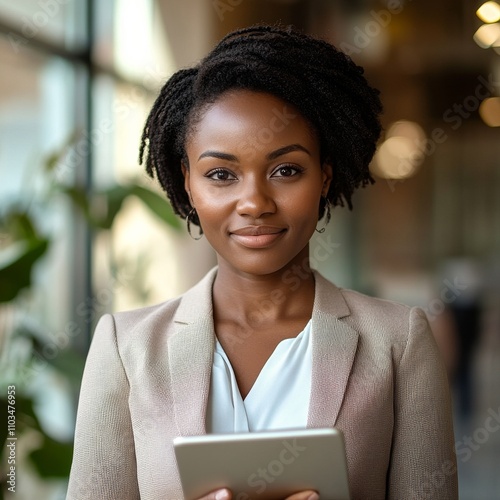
[167,267,359,435]
[168,268,218,436]
[308,271,359,428]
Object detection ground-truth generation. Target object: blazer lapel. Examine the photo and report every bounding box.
[308,272,359,428]
[168,268,218,436]
[167,268,358,433]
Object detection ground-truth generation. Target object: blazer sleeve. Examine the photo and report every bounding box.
[66,314,140,500]
[387,307,458,500]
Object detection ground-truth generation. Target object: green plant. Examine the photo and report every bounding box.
[0,141,181,498]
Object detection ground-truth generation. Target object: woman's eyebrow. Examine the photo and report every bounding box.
[198,151,238,162]
[197,144,311,162]
[266,144,311,160]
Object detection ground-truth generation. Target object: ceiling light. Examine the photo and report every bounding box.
[479,97,500,126]
[473,23,500,48]
[370,137,421,180]
[386,120,426,144]
[477,2,500,23]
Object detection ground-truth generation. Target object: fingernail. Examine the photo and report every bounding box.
[215,489,230,500]
[307,493,319,500]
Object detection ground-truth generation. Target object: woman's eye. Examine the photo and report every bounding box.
[206,169,236,181]
[271,165,301,177]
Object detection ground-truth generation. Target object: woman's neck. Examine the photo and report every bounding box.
[212,257,316,330]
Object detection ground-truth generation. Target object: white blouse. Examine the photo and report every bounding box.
[206,320,313,433]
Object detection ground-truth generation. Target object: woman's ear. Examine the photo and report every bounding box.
[321,162,333,197]
[181,163,192,205]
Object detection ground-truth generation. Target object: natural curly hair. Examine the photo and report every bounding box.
[139,24,383,227]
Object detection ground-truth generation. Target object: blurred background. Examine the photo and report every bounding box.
[0,0,499,498]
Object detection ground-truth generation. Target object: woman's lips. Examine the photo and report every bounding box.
[229,226,286,248]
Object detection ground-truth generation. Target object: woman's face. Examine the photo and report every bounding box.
[183,89,332,277]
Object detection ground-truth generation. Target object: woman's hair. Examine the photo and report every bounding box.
[139,24,383,225]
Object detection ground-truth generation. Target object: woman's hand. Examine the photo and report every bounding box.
[285,491,319,500]
[196,488,319,499]
[195,488,231,500]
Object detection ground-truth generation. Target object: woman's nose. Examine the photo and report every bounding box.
[235,179,277,218]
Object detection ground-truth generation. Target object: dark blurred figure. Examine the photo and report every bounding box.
[449,302,482,418]
[440,259,484,421]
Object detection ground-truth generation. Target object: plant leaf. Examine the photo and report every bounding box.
[43,130,79,174]
[0,238,49,302]
[130,185,182,229]
[14,323,86,388]
[58,183,182,230]
[28,436,73,478]
[58,186,91,218]
[0,209,39,241]
[98,185,129,229]
[41,349,85,388]
[0,394,44,442]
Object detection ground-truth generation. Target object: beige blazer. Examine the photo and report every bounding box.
[67,268,458,500]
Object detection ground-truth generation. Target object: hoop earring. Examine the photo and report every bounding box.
[186,208,203,240]
[315,199,331,234]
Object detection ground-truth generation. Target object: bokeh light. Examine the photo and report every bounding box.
[479,97,500,126]
[476,1,500,23]
[473,23,500,48]
[370,120,427,179]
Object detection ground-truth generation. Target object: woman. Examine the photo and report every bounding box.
[67,25,458,499]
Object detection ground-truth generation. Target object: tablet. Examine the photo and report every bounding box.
[173,427,350,500]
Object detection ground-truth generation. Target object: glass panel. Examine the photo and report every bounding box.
[114,0,174,81]
[0,0,87,49]
[0,32,81,500]
[91,73,203,312]
[0,35,77,360]
[92,0,114,68]
[0,39,75,198]
[90,2,198,313]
